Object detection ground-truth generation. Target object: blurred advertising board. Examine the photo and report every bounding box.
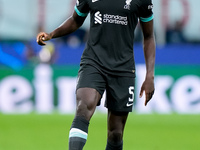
[0,64,200,114]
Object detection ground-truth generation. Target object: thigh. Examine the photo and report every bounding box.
[76,88,101,121]
[105,76,135,112]
[75,64,106,120]
[76,64,106,97]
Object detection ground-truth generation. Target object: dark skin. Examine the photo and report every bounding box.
[37,10,155,145]
[140,20,155,106]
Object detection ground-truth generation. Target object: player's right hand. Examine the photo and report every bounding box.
[36,32,52,46]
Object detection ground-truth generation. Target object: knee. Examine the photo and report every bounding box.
[76,99,96,121]
[76,100,89,114]
[75,88,101,120]
[108,130,123,143]
[76,88,99,112]
[76,98,94,111]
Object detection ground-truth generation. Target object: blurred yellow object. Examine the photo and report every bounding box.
[39,42,55,63]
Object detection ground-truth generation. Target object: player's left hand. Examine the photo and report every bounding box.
[139,76,155,106]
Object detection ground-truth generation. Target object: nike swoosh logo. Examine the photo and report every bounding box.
[126,102,133,107]
[92,0,99,2]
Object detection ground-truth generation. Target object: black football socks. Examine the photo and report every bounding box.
[69,116,89,150]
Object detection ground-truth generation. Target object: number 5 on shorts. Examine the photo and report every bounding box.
[127,86,134,107]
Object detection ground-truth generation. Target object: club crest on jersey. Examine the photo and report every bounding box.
[76,0,79,6]
[124,0,132,10]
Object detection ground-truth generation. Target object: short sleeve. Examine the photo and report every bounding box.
[74,0,89,17]
[138,0,154,22]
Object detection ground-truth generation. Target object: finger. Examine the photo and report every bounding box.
[38,36,46,46]
[144,93,151,106]
[38,41,46,46]
[139,88,144,98]
[42,37,46,41]
[150,90,155,96]
[36,33,44,42]
[38,38,46,45]
[145,100,148,106]
[144,92,148,106]
[144,91,154,106]
[41,34,49,41]
[36,32,47,45]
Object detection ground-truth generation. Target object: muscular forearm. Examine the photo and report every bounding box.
[140,20,156,78]
[143,35,156,78]
[139,35,155,106]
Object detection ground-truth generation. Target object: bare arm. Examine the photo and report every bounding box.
[37,11,86,45]
[139,20,156,106]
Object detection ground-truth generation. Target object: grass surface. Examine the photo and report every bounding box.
[0,113,200,150]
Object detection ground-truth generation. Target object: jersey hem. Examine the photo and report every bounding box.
[80,61,136,78]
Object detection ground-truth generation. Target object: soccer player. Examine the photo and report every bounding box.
[37,0,155,149]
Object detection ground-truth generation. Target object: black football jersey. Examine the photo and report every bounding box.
[75,0,153,77]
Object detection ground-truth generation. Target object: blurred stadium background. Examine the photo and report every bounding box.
[0,0,200,150]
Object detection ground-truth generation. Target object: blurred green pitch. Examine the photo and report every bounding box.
[0,113,200,150]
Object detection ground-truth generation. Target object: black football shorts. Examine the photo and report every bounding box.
[76,64,135,112]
